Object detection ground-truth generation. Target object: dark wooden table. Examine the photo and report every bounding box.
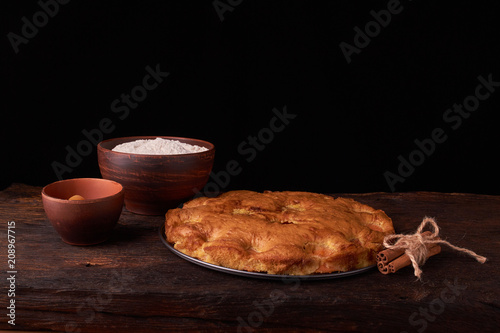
[1,184,499,332]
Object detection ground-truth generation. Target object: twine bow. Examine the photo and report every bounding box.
[383,217,487,280]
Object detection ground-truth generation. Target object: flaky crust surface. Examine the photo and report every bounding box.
[165,191,394,275]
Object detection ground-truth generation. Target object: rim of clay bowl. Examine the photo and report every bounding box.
[97,136,215,157]
[41,178,124,204]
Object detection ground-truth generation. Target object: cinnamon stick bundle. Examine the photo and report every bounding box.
[377,217,487,279]
[377,231,441,275]
[377,231,433,265]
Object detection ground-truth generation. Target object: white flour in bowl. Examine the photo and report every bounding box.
[112,138,209,155]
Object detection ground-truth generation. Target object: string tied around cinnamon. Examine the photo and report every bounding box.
[382,216,487,280]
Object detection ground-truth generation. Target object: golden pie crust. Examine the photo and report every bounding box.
[165,190,394,275]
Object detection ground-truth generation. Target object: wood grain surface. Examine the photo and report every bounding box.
[1,184,499,332]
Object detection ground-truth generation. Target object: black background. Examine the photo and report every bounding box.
[3,0,499,194]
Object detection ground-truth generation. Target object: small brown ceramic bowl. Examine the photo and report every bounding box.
[42,178,124,245]
[97,136,215,215]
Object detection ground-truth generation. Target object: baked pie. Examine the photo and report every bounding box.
[165,190,394,275]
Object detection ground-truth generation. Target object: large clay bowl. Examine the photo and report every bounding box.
[42,178,124,245]
[97,136,215,215]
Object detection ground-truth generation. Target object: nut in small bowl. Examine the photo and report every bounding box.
[97,136,215,215]
[42,178,124,245]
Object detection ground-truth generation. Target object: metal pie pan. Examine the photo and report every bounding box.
[159,223,374,280]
